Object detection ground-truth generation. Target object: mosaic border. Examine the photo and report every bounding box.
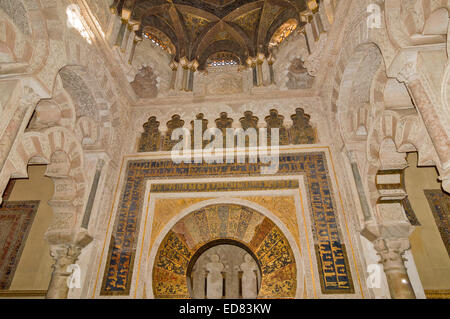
[100,152,355,296]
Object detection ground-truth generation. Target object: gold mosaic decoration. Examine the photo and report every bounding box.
[232,8,262,37]
[183,13,211,41]
[243,196,301,256]
[153,204,297,299]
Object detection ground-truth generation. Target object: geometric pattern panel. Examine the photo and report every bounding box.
[153,204,296,299]
[100,153,354,295]
[0,201,39,289]
[424,190,450,256]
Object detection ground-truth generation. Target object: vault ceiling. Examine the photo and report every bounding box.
[111,0,312,69]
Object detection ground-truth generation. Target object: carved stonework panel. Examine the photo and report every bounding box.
[215,112,234,134]
[161,114,185,151]
[130,66,158,99]
[204,72,244,95]
[265,109,289,145]
[286,58,314,90]
[289,108,316,144]
[239,111,258,130]
[136,108,316,152]
[138,116,161,152]
[190,113,209,148]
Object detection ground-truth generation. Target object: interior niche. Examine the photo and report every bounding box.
[187,243,262,299]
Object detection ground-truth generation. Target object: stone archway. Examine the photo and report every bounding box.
[2,127,92,298]
[151,203,297,299]
[5,127,88,242]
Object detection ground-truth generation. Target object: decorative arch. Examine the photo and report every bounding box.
[59,67,100,121]
[364,109,440,206]
[0,0,48,76]
[335,43,385,143]
[4,126,87,244]
[384,0,449,47]
[147,199,304,299]
[57,65,114,149]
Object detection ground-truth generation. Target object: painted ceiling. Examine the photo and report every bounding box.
[111,0,312,69]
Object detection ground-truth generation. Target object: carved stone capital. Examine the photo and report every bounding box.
[46,229,92,299]
[373,237,410,273]
[49,244,83,275]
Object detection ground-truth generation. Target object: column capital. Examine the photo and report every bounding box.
[46,229,93,298]
[372,237,410,272]
[169,60,178,71]
[49,244,83,272]
[179,56,189,69]
[300,11,313,23]
[307,0,319,14]
[372,236,416,298]
[188,60,199,71]
[246,57,257,67]
[256,52,265,64]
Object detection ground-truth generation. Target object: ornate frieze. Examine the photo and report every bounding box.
[137,108,317,152]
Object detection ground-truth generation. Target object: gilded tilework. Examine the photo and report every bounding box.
[0,201,39,289]
[151,198,211,249]
[152,204,297,299]
[101,153,353,295]
[243,196,301,255]
[424,190,450,255]
[150,180,299,193]
[315,244,354,293]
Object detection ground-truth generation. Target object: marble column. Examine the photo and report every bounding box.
[267,55,276,85]
[373,238,416,299]
[46,231,93,299]
[121,26,131,52]
[246,57,257,87]
[115,19,127,47]
[256,53,265,87]
[179,57,189,91]
[169,61,178,90]
[128,36,142,64]
[187,60,199,92]
[46,244,83,299]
